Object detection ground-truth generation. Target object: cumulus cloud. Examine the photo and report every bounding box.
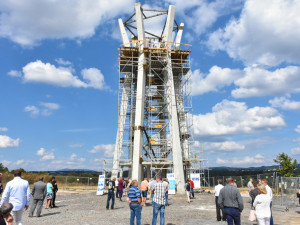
[2,160,11,167]
[291,147,300,155]
[20,60,108,90]
[55,58,72,66]
[193,100,285,138]
[25,102,60,117]
[88,144,115,157]
[0,135,20,148]
[269,97,300,111]
[168,0,243,36]
[205,141,245,151]
[41,152,55,161]
[232,66,300,98]
[207,0,300,66]
[191,66,243,96]
[0,0,134,46]
[0,127,8,132]
[15,160,24,166]
[295,125,300,134]
[7,70,22,77]
[232,154,265,165]
[216,158,229,164]
[69,153,86,162]
[36,148,45,156]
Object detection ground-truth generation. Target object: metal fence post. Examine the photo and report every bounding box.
[65,176,68,190]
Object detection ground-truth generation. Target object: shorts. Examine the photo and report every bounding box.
[46,192,53,200]
[142,190,147,198]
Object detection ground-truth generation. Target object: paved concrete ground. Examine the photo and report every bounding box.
[20,190,300,225]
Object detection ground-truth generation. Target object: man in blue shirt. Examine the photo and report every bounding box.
[127,179,142,225]
[0,170,30,225]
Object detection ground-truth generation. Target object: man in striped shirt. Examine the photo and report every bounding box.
[127,180,142,225]
[152,175,169,225]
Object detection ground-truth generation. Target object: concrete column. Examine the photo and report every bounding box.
[131,2,146,183]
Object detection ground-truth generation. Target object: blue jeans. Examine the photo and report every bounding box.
[106,190,115,209]
[119,189,123,199]
[270,201,273,225]
[151,193,154,204]
[165,192,168,205]
[224,208,240,225]
[152,201,165,225]
[130,204,142,225]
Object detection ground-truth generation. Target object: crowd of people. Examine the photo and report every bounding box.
[214,177,274,225]
[0,170,58,224]
[106,175,170,225]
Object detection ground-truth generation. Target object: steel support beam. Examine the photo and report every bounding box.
[174,23,184,50]
[118,18,130,47]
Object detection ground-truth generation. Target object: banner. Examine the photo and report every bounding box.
[190,173,201,189]
[167,173,176,195]
[96,174,105,195]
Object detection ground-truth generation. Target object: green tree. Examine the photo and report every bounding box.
[273,153,298,177]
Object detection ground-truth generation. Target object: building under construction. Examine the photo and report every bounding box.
[111,3,207,193]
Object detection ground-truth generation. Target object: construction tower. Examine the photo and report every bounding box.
[112,3,194,193]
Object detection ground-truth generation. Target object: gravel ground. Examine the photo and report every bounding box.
[20,190,300,225]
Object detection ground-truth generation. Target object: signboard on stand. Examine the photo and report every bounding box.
[167,173,176,195]
[96,174,105,195]
[190,173,201,189]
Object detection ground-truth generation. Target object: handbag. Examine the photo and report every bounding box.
[248,209,257,222]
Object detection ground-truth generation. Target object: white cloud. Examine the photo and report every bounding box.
[216,158,229,164]
[2,160,11,167]
[69,143,84,148]
[88,144,115,157]
[36,148,45,156]
[55,58,72,66]
[70,153,77,160]
[191,66,243,96]
[81,68,107,90]
[291,147,300,155]
[15,160,24,166]
[7,70,22,77]
[21,60,108,90]
[168,0,243,36]
[232,154,265,165]
[207,0,300,66]
[0,127,8,132]
[41,152,55,161]
[295,125,300,134]
[269,97,300,111]
[205,141,245,151]
[0,0,134,46]
[24,105,39,117]
[193,100,285,138]
[0,135,20,148]
[232,66,300,98]
[25,102,60,117]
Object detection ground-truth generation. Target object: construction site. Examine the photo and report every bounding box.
[111,3,208,193]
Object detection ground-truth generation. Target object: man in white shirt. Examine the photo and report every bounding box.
[0,170,30,225]
[247,178,254,202]
[214,179,226,221]
[262,179,273,225]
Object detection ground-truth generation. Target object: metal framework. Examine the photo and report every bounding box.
[112,3,205,193]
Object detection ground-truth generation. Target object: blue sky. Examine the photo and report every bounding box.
[0,0,300,171]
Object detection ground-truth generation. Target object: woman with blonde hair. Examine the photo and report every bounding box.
[253,184,271,225]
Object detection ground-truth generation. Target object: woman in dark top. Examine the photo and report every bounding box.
[250,182,259,207]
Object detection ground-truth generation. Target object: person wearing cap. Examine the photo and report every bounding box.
[127,179,142,225]
[0,203,13,225]
[152,175,169,225]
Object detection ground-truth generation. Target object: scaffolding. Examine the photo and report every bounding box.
[112,3,208,192]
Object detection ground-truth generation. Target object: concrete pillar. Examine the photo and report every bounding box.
[131,2,146,183]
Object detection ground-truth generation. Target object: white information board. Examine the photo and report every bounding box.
[190,173,201,189]
[167,173,176,195]
[96,174,105,195]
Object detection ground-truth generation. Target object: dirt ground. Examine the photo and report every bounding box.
[19,190,300,225]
